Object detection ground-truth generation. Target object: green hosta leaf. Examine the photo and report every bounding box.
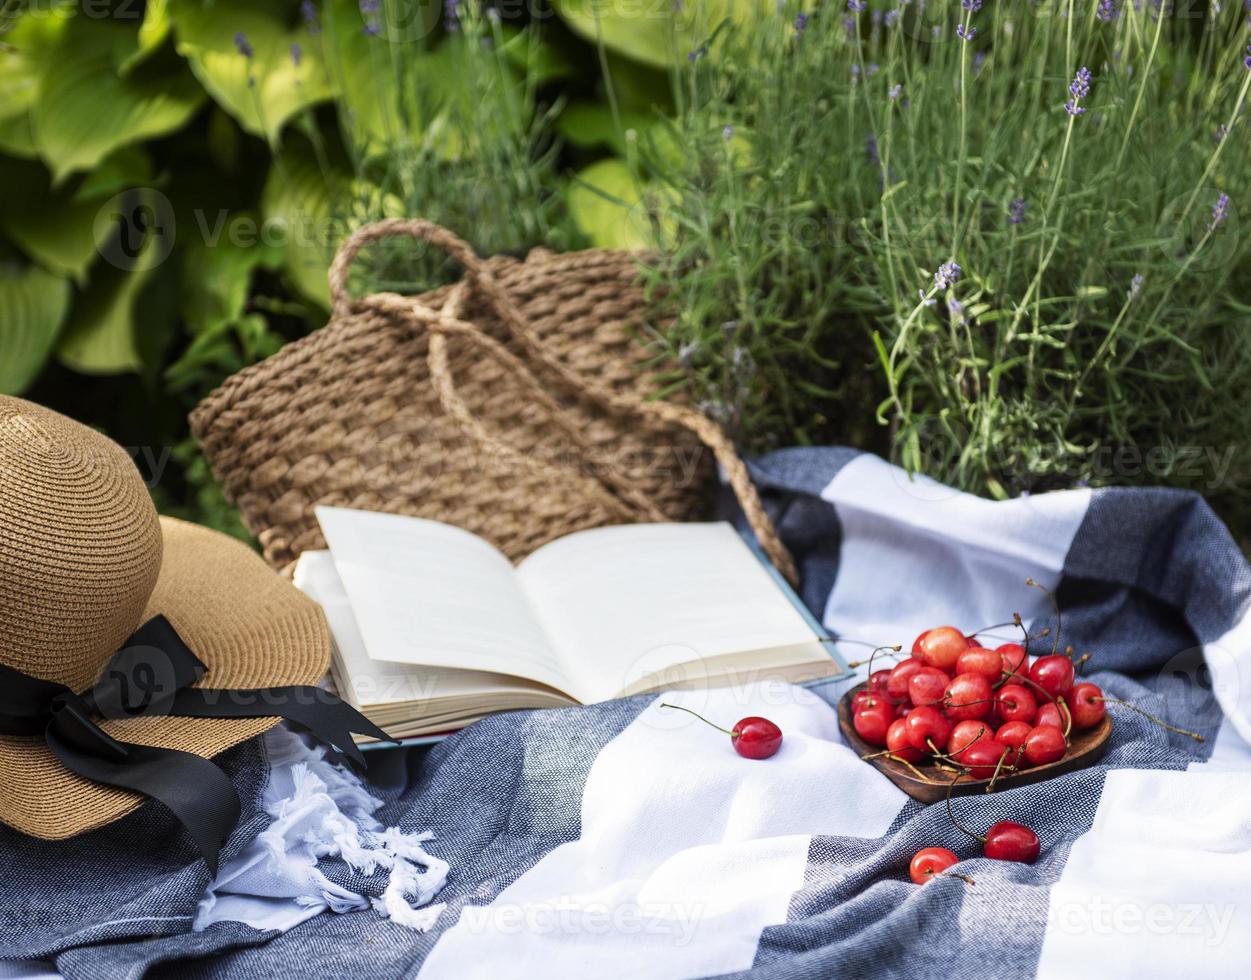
[551,0,772,69]
[180,211,280,334]
[70,145,154,204]
[499,25,577,83]
[0,261,71,394]
[117,0,173,75]
[55,208,168,375]
[0,113,36,157]
[172,0,334,143]
[0,3,72,122]
[556,103,656,154]
[567,159,654,251]
[261,144,350,308]
[31,20,204,182]
[0,150,154,284]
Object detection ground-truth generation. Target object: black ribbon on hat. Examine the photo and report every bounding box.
[0,616,392,874]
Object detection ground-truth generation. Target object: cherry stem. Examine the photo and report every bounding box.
[968,620,1019,638]
[845,643,903,669]
[945,769,986,843]
[660,703,736,737]
[939,871,977,886]
[1057,696,1072,740]
[885,753,931,782]
[986,749,1012,793]
[1094,697,1205,742]
[927,725,986,764]
[1025,577,1062,657]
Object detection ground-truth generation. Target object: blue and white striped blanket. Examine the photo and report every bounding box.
[7,448,1249,978]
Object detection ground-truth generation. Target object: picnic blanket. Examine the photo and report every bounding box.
[3,448,1249,979]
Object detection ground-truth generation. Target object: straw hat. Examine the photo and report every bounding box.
[0,396,330,840]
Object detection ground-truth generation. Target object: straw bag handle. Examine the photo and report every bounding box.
[328,219,799,585]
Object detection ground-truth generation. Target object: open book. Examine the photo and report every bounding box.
[294,507,845,741]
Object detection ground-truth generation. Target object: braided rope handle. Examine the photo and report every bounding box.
[328,219,799,585]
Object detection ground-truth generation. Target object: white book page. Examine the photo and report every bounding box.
[293,549,538,708]
[516,522,823,703]
[314,507,572,694]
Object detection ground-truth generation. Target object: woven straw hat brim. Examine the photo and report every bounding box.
[0,516,330,840]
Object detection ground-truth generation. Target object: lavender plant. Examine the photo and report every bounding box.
[639,0,1251,517]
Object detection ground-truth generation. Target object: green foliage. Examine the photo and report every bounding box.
[632,1,1251,530]
[2,0,1250,546]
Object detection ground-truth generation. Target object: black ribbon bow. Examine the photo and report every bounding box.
[0,616,392,874]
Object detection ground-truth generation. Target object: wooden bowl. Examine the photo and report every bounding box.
[837,684,1113,803]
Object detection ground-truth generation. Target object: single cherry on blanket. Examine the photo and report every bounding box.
[909,847,973,885]
[660,703,783,759]
[946,773,1042,864]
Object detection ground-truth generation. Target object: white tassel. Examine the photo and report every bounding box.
[195,728,449,933]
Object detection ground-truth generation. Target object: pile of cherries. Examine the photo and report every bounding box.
[846,583,1203,880]
[851,624,1110,781]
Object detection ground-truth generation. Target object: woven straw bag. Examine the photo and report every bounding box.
[190,219,797,583]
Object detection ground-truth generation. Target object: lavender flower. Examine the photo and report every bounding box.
[889,83,903,101]
[233,31,253,59]
[360,0,381,35]
[884,8,900,27]
[794,12,810,39]
[1245,42,1251,70]
[300,1,320,33]
[445,0,461,32]
[1209,193,1230,231]
[961,0,982,9]
[947,297,967,324]
[1065,66,1091,116]
[848,0,866,11]
[957,23,977,41]
[722,124,734,141]
[688,44,707,62]
[1009,197,1028,224]
[865,134,881,166]
[1129,273,1145,300]
[934,261,962,289]
[1096,0,1118,21]
[291,42,301,67]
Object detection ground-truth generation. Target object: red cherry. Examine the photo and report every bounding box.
[996,720,1033,765]
[997,642,1028,678]
[868,669,893,697]
[909,846,959,884]
[994,683,1038,725]
[905,705,953,754]
[851,689,888,714]
[983,820,1041,863]
[732,716,784,759]
[1021,724,1067,766]
[853,704,894,747]
[908,666,951,707]
[1029,655,1075,700]
[1068,682,1107,729]
[911,630,929,654]
[1035,701,1071,735]
[955,646,1002,681]
[660,703,783,759]
[887,658,926,700]
[943,673,993,721]
[916,626,970,672]
[955,739,1011,779]
[947,719,991,755]
[886,718,924,762]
